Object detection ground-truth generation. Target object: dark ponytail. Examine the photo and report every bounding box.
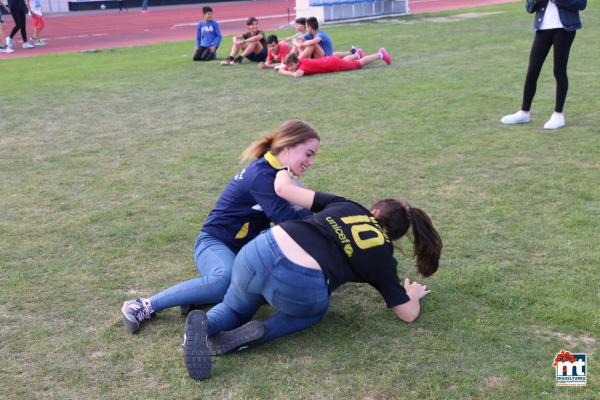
[371,199,442,277]
[409,206,442,277]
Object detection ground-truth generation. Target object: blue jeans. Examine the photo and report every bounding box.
[150,232,236,312]
[207,230,329,342]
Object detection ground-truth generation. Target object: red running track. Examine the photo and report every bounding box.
[0,0,517,59]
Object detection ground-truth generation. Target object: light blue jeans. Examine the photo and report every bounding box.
[150,232,236,312]
[207,230,330,342]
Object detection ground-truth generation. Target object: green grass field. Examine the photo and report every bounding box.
[1,3,598,399]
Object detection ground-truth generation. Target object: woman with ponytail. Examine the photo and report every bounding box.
[122,120,321,333]
[183,169,443,381]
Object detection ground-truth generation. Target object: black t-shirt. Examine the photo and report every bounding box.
[279,192,409,308]
[242,30,267,48]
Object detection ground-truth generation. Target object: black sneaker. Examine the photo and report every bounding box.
[183,310,212,380]
[207,320,265,356]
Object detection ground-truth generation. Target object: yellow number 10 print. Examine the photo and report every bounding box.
[340,215,386,250]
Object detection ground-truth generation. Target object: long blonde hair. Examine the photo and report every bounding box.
[240,120,320,162]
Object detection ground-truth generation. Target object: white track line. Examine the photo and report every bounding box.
[172,13,292,29]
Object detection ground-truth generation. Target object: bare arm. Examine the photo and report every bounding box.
[278,68,304,78]
[274,169,315,209]
[245,32,265,43]
[301,37,321,47]
[391,279,431,323]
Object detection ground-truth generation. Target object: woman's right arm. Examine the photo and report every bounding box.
[274,169,315,209]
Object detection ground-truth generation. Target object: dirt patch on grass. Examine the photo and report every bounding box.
[483,376,508,387]
[533,326,597,352]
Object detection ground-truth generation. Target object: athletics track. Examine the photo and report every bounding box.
[0,0,517,59]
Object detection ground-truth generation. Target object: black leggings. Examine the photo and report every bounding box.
[522,28,576,113]
[193,47,217,62]
[10,9,28,42]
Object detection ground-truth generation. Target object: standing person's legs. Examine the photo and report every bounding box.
[0,18,5,43]
[543,29,576,130]
[9,9,24,41]
[501,30,553,125]
[0,18,11,51]
[31,15,46,45]
[17,11,27,43]
[521,30,554,112]
[551,29,576,113]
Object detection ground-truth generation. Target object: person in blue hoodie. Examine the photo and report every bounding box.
[121,120,321,333]
[193,6,222,62]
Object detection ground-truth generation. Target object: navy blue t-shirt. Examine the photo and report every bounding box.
[200,153,310,252]
[280,192,409,307]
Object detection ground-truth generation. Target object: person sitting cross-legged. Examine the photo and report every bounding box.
[221,17,267,65]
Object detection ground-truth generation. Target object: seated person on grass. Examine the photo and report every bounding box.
[284,17,307,48]
[221,17,267,65]
[193,6,222,62]
[278,49,391,78]
[258,35,292,69]
[295,17,361,60]
[296,17,332,59]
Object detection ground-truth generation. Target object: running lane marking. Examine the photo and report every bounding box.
[172,13,293,29]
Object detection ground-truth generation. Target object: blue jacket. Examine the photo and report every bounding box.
[527,0,586,31]
[199,152,311,252]
[196,19,222,48]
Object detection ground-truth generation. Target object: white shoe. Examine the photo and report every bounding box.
[501,110,530,125]
[22,42,35,49]
[543,113,565,130]
[6,37,13,48]
[0,46,14,53]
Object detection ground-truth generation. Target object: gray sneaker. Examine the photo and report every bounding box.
[121,298,156,333]
[207,320,265,356]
